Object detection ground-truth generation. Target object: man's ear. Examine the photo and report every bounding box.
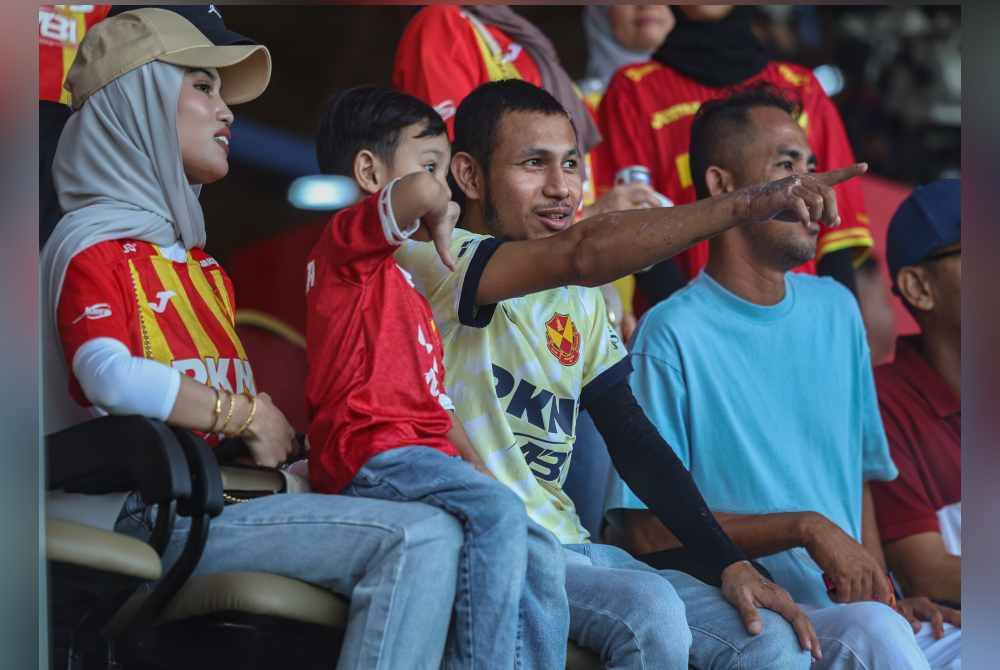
[704,165,735,197]
[451,152,484,201]
[897,266,936,313]
[353,149,383,195]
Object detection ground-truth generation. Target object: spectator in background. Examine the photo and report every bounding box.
[43,12,469,669]
[577,4,676,342]
[871,180,961,609]
[855,255,898,365]
[578,5,675,111]
[596,4,874,318]
[604,89,961,670]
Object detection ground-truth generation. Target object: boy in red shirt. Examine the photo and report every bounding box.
[305,86,568,669]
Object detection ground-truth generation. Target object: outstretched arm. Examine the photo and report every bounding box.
[477,164,867,306]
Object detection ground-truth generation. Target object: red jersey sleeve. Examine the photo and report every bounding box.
[313,187,409,286]
[804,77,874,261]
[869,401,941,543]
[392,6,485,139]
[57,244,132,367]
[594,69,663,195]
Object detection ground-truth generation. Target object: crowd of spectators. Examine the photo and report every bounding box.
[40,5,961,669]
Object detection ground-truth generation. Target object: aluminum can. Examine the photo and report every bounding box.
[615,165,653,187]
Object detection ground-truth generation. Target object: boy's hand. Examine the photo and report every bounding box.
[420,200,460,271]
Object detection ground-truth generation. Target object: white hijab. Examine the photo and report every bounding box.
[583,6,658,88]
[42,61,207,434]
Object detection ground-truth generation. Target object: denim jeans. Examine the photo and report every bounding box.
[804,602,954,670]
[116,491,463,670]
[563,543,812,669]
[344,446,569,670]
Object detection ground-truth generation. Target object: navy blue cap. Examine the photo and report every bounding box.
[886,179,960,287]
[107,5,255,46]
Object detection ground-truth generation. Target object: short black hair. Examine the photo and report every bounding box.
[689,85,799,200]
[453,79,574,178]
[316,85,447,176]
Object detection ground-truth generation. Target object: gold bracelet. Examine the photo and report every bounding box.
[218,390,237,435]
[235,393,258,436]
[209,386,223,433]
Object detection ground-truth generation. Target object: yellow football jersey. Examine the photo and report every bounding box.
[396,229,629,543]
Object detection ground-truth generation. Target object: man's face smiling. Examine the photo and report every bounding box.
[736,106,821,268]
[483,111,582,241]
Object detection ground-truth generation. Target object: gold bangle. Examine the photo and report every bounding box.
[218,390,237,435]
[235,393,258,436]
[209,386,223,433]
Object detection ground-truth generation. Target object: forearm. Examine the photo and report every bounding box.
[447,412,488,470]
[389,171,450,231]
[589,382,745,577]
[624,509,822,560]
[907,554,962,604]
[861,482,888,570]
[166,374,252,435]
[566,189,748,288]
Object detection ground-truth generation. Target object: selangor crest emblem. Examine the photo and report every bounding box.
[545,313,580,366]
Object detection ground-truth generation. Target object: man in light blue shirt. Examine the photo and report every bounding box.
[605,87,960,669]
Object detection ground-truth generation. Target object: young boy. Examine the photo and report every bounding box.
[305,86,568,669]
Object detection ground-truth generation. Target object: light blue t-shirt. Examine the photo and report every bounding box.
[605,271,897,607]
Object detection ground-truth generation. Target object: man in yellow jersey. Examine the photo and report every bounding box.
[396,79,867,668]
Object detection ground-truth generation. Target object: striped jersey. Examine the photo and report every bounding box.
[395,229,631,543]
[594,59,874,279]
[393,5,597,208]
[39,4,111,105]
[57,239,254,442]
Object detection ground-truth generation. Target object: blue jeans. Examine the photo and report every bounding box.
[344,446,569,670]
[117,492,463,670]
[564,543,811,669]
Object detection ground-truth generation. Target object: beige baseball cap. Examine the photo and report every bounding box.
[64,7,271,110]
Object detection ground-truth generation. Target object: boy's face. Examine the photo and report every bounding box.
[386,122,451,188]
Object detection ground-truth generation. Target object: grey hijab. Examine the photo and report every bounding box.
[42,61,206,433]
[583,6,657,88]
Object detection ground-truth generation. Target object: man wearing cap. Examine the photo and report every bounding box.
[603,90,961,668]
[44,10,469,669]
[871,180,961,611]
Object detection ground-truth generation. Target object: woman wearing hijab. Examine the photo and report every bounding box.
[578,5,675,110]
[42,9,465,668]
[594,5,874,317]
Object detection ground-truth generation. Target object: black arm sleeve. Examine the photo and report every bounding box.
[816,247,858,297]
[586,380,747,580]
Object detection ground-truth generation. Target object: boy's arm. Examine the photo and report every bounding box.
[446,412,493,479]
[391,171,460,271]
[476,165,866,307]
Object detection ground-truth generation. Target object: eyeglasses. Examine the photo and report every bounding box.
[923,247,961,263]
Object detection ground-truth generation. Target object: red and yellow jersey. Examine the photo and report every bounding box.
[305,189,458,495]
[393,5,541,137]
[57,239,255,442]
[393,5,597,208]
[594,59,874,279]
[39,4,111,104]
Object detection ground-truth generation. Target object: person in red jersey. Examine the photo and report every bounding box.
[594,5,874,316]
[42,13,473,669]
[306,85,569,669]
[872,180,961,611]
[39,4,111,105]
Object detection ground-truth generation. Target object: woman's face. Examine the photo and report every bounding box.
[607,5,675,53]
[176,67,233,185]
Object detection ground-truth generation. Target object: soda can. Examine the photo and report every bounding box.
[614,165,673,207]
[615,165,653,187]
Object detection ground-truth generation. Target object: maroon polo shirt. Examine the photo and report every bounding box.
[870,336,961,544]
